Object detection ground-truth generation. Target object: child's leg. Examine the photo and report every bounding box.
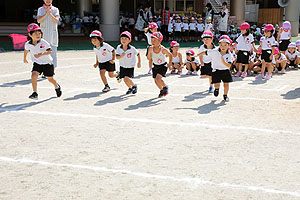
[244,64,248,72]
[214,83,220,89]
[124,76,134,88]
[267,63,273,74]
[261,60,266,74]
[154,74,166,90]
[108,71,117,78]
[31,71,39,92]
[237,63,242,72]
[100,69,108,85]
[186,63,191,71]
[223,82,229,95]
[191,63,197,71]
[209,76,213,87]
[280,60,287,70]
[47,76,59,88]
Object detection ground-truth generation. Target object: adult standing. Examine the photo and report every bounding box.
[135,5,148,41]
[161,7,170,41]
[218,2,229,35]
[205,3,214,25]
[37,0,60,68]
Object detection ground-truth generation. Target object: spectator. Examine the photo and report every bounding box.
[161,7,170,41]
[217,2,229,35]
[205,3,214,25]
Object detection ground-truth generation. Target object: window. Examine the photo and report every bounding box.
[154,0,195,12]
[176,0,184,11]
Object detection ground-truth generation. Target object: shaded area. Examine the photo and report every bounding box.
[182,92,210,102]
[281,88,300,100]
[94,94,130,106]
[124,97,166,111]
[176,100,225,114]
[0,78,45,87]
[64,92,102,101]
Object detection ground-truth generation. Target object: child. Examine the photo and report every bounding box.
[182,16,189,42]
[196,18,205,41]
[90,30,121,92]
[185,49,200,75]
[274,47,288,74]
[168,17,174,41]
[147,32,172,98]
[234,22,257,78]
[285,43,299,69]
[198,30,215,92]
[23,23,62,99]
[296,40,300,67]
[174,17,182,41]
[169,41,183,74]
[197,35,233,102]
[256,24,276,79]
[189,17,197,41]
[205,17,213,32]
[116,31,141,94]
[144,22,158,74]
[277,21,291,53]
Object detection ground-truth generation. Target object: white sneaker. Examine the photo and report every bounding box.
[192,71,198,75]
[281,69,286,74]
[186,71,192,75]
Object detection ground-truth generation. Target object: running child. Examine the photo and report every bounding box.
[23,23,62,99]
[277,21,291,53]
[234,22,257,78]
[285,43,299,69]
[169,41,183,74]
[197,35,233,102]
[185,49,200,75]
[256,24,276,79]
[90,30,121,92]
[198,30,215,92]
[116,31,141,94]
[147,32,173,98]
[144,22,158,74]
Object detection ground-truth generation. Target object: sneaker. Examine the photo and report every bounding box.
[192,71,198,75]
[295,65,299,70]
[209,86,214,93]
[281,69,286,74]
[274,68,278,73]
[132,84,137,94]
[235,71,242,77]
[177,69,182,75]
[171,69,176,74]
[29,92,38,100]
[186,71,192,75]
[162,86,168,96]
[158,90,164,98]
[116,72,122,83]
[241,72,247,78]
[126,88,133,95]
[223,95,229,102]
[265,74,272,80]
[55,84,62,97]
[148,67,152,74]
[102,85,110,92]
[247,71,254,76]
[255,73,264,78]
[214,89,219,97]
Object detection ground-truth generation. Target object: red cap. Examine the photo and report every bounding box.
[151,32,163,41]
[201,30,213,38]
[186,49,195,55]
[90,30,103,38]
[240,22,250,30]
[27,23,41,32]
[170,41,179,47]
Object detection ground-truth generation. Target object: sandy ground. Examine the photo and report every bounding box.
[0,49,300,200]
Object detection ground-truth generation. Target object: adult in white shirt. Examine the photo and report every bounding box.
[217,2,229,35]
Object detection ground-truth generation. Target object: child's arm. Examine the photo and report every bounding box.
[277,28,282,42]
[196,51,206,57]
[94,55,98,68]
[163,48,173,70]
[34,49,52,58]
[270,46,275,60]
[221,56,232,68]
[137,54,141,68]
[144,27,149,33]
[178,53,183,66]
[23,50,29,63]
[109,50,116,64]
[116,52,125,60]
[251,43,258,52]
[147,46,153,60]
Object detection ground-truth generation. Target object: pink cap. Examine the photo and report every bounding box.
[273,47,280,55]
[288,43,296,48]
[264,24,274,32]
[296,40,300,46]
[219,35,232,44]
[120,31,132,40]
[151,32,163,41]
[27,23,41,32]
[257,49,262,54]
[191,17,195,20]
[240,22,250,30]
[201,30,213,38]
[170,41,179,47]
[282,21,291,30]
[186,49,195,55]
[149,22,158,29]
[90,30,102,38]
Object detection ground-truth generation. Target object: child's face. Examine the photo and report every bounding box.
[219,42,229,52]
[29,31,42,41]
[149,28,157,32]
[264,31,271,37]
[151,37,161,47]
[288,47,295,53]
[275,54,280,59]
[207,20,211,24]
[203,37,212,45]
[120,37,130,46]
[222,4,227,9]
[44,0,52,5]
[91,37,101,46]
[172,46,179,52]
[176,19,181,22]
[186,54,192,60]
[241,29,247,34]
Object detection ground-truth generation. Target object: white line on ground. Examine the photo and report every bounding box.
[0,156,299,198]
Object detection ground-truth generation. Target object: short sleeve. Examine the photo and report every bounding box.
[133,47,139,55]
[24,42,30,51]
[43,40,52,50]
[37,7,43,17]
[226,53,234,63]
[198,46,205,54]
[53,7,59,16]
[236,35,242,44]
[106,43,114,52]
[206,49,216,58]
[115,45,121,56]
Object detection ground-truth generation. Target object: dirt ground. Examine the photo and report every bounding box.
[0,49,300,200]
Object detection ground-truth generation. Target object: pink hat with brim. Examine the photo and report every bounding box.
[120,31,132,40]
[27,23,41,32]
[263,24,274,32]
[274,47,280,55]
[149,22,158,29]
[90,30,102,38]
[170,41,179,47]
[240,22,250,30]
[186,49,195,55]
[151,32,163,41]
[202,30,213,38]
[219,35,232,44]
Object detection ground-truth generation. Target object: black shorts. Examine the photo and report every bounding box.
[198,31,203,37]
[186,62,200,71]
[212,69,233,84]
[201,63,212,76]
[32,62,54,77]
[99,61,116,72]
[152,63,168,78]
[183,30,189,36]
[120,66,134,78]
[237,50,250,64]
[289,60,295,66]
[175,31,181,37]
[279,40,290,52]
[190,30,196,36]
[261,50,272,62]
[168,32,174,37]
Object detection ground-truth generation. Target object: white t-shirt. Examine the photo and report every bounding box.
[116,44,139,68]
[25,39,53,64]
[205,23,213,31]
[145,31,153,45]
[275,53,287,63]
[189,23,197,31]
[94,42,115,63]
[82,16,90,23]
[128,18,135,25]
[236,34,254,51]
[168,22,173,32]
[185,58,200,65]
[196,23,205,32]
[285,50,298,60]
[198,44,215,64]
[279,30,291,40]
[151,46,167,65]
[174,22,182,32]
[182,23,189,31]
[218,8,229,32]
[206,48,233,71]
[260,36,276,50]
